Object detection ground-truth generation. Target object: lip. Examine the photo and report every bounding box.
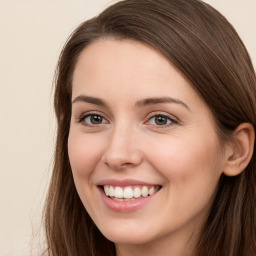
[97,179,161,212]
[97,178,158,187]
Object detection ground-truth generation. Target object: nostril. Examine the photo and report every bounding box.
[101,139,143,169]
[120,162,133,167]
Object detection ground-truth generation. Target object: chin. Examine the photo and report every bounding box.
[98,222,156,245]
[105,232,154,245]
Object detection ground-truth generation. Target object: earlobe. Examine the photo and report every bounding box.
[223,123,255,177]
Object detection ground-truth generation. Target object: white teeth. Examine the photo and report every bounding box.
[133,187,141,198]
[141,186,148,197]
[123,187,133,199]
[115,187,124,198]
[103,185,160,199]
[109,186,115,197]
[104,185,110,196]
[149,186,155,195]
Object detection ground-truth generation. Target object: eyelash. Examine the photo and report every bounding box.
[145,113,177,127]
[77,112,177,128]
[78,112,109,127]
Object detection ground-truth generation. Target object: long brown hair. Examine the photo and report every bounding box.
[44,0,256,255]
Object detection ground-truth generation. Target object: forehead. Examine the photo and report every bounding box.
[73,38,173,83]
[74,40,182,90]
[72,39,206,111]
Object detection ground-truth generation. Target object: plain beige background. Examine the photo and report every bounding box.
[0,1,255,255]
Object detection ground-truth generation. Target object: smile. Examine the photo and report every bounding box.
[103,185,161,201]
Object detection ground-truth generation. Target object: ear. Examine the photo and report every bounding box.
[223,123,255,177]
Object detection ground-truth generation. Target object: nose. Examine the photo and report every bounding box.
[102,124,143,170]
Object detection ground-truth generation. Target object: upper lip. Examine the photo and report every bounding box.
[97,179,161,187]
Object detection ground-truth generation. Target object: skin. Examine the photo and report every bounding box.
[68,39,231,256]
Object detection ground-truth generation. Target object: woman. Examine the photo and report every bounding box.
[43,0,256,255]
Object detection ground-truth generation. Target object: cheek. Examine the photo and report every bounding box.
[146,134,222,197]
[145,136,222,229]
[67,132,105,214]
[68,132,104,179]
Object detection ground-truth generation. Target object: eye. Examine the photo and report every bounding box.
[147,114,174,126]
[80,114,108,126]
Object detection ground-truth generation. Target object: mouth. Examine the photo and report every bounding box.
[100,185,162,201]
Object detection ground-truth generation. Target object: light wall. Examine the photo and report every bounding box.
[0,1,255,255]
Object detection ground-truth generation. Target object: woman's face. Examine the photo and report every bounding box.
[68,39,228,248]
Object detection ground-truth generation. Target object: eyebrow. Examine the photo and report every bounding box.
[72,94,190,110]
[72,95,107,106]
[135,97,190,110]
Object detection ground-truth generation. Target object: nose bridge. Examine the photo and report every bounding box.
[103,119,142,169]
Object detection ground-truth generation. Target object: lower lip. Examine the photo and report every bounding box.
[99,187,159,212]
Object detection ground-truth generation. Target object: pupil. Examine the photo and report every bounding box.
[156,116,167,125]
[90,115,102,124]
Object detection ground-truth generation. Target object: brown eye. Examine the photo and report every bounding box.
[82,114,107,125]
[148,115,173,126]
[155,115,168,125]
[90,115,103,124]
